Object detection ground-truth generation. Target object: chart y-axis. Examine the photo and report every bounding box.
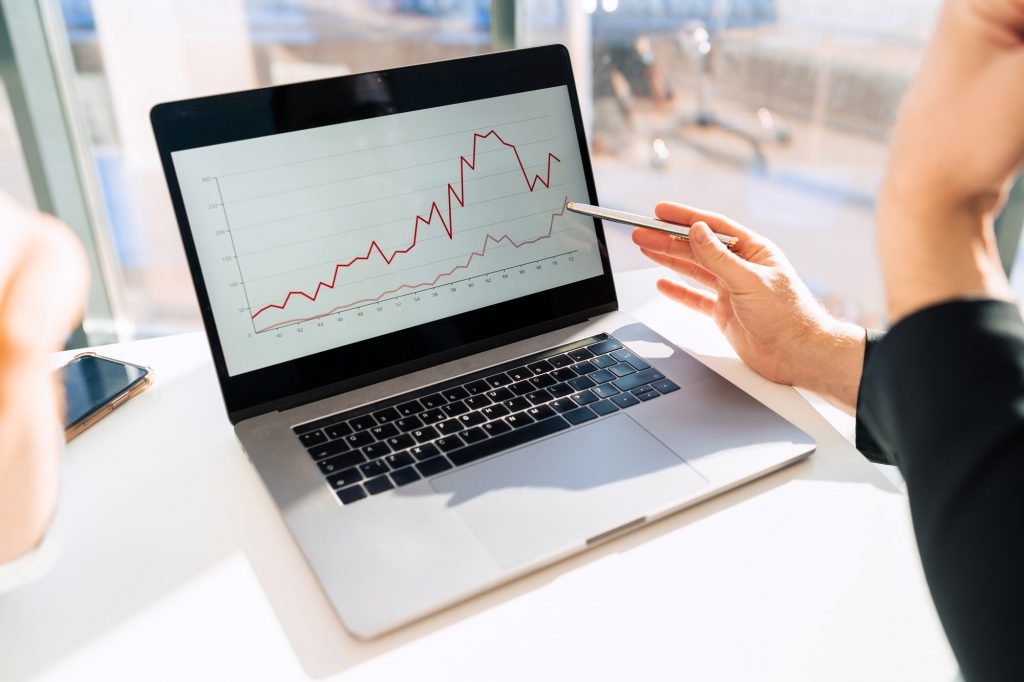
[214,177,257,334]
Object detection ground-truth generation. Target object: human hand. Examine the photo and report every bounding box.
[633,202,866,413]
[0,194,88,563]
[878,0,1024,321]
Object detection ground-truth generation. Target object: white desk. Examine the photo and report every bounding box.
[0,268,956,681]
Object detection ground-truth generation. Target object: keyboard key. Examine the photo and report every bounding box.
[527,404,556,421]
[464,394,491,410]
[460,427,488,444]
[592,354,617,369]
[327,467,363,489]
[299,430,327,447]
[385,451,415,469]
[324,422,352,440]
[420,393,447,409]
[548,354,573,368]
[481,404,511,420]
[637,390,659,401]
[594,383,620,398]
[608,363,636,378]
[567,347,595,361]
[442,400,470,417]
[612,368,665,392]
[373,407,400,424]
[364,476,394,495]
[571,390,599,406]
[458,411,487,428]
[548,382,575,398]
[507,366,533,382]
[448,416,570,467]
[591,399,619,416]
[653,379,681,394]
[509,380,534,396]
[505,412,535,429]
[587,338,623,355]
[419,408,446,424]
[362,442,391,459]
[336,485,366,505]
[390,467,421,487]
[396,399,424,417]
[589,369,615,384]
[317,450,365,474]
[412,426,439,443]
[528,373,556,389]
[551,367,577,382]
[611,348,651,371]
[482,420,512,436]
[563,406,598,425]
[435,435,463,452]
[386,433,415,450]
[396,415,424,432]
[572,361,598,375]
[526,389,553,406]
[485,372,512,388]
[611,392,641,409]
[442,386,469,402]
[410,443,440,460]
[464,380,490,395]
[416,456,453,477]
[359,459,389,477]
[349,414,376,431]
[345,431,374,449]
[370,423,398,440]
[567,376,596,391]
[527,359,554,374]
[503,396,531,412]
[486,387,514,402]
[307,439,350,461]
[565,374,598,391]
[436,419,462,435]
[550,398,576,413]
[632,385,657,397]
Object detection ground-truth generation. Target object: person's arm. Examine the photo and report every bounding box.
[0,195,87,574]
[863,1,1024,677]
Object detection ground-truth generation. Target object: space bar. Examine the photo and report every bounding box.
[448,416,570,467]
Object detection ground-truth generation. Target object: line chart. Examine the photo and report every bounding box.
[172,85,604,376]
[254,198,572,333]
[250,130,561,319]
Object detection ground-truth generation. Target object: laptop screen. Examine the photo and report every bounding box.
[170,85,604,376]
[152,46,615,421]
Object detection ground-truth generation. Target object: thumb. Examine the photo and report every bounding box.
[688,221,757,290]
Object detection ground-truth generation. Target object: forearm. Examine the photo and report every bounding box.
[785,319,866,415]
[0,355,61,563]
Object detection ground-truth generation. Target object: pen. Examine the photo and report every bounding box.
[566,201,739,250]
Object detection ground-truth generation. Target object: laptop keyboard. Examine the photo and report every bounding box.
[292,333,680,506]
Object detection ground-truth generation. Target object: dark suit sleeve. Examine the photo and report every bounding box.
[856,299,1024,681]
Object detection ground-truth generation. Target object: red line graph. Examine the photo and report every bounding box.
[254,199,570,334]
[250,130,561,320]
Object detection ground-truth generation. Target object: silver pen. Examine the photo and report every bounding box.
[566,201,739,250]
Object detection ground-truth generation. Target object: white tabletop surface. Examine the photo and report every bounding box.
[0,268,957,681]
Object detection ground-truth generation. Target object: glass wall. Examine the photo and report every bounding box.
[43,0,949,335]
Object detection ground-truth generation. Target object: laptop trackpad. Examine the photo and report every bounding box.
[429,414,708,568]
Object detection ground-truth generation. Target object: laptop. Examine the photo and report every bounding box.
[151,45,814,639]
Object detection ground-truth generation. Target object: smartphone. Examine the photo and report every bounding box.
[61,352,152,441]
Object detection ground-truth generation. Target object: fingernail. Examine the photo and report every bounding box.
[692,222,709,245]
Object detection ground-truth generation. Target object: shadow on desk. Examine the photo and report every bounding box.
[0,333,901,681]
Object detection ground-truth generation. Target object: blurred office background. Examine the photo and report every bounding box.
[2,0,1021,344]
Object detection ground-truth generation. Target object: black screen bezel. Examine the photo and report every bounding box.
[150,45,616,423]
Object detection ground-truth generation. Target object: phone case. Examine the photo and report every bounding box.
[64,352,154,442]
